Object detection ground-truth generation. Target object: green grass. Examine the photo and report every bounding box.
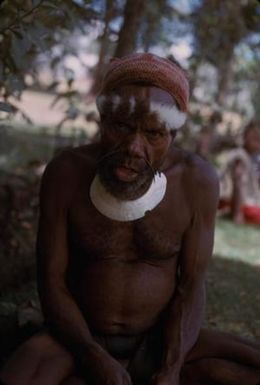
[213,217,260,265]
[206,217,260,339]
[206,257,260,339]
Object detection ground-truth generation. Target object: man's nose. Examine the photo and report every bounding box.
[127,132,145,158]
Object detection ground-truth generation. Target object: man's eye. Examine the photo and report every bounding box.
[145,130,163,139]
[115,123,130,133]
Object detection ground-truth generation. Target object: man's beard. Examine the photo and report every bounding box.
[97,150,156,201]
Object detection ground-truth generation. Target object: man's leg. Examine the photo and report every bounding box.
[0,331,74,385]
[181,328,260,385]
[186,328,260,366]
[60,377,86,385]
[182,358,260,385]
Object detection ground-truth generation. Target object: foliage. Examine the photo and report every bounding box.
[0,0,260,124]
[192,0,260,68]
[0,0,98,114]
[191,0,260,106]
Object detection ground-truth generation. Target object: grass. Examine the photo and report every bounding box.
[205,217,260,339]
[213,217,260,265]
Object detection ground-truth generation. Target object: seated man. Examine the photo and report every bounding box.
[219,120,260,224]
[1,53,259,385]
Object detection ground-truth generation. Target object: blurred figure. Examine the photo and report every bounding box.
[219,120,260,224]
[196,110,222,159]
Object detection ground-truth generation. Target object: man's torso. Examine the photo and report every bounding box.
[50,144,202,337]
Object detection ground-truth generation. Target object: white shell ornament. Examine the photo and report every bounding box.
[90,173,167,222]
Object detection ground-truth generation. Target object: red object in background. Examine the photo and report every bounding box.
[218,199,260,225]
[218,199,230,211]
[243,205,260,224]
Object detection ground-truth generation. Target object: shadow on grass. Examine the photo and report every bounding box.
[206,255,260,340]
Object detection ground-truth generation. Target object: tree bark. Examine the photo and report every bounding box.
[91,0,115,95]
[114,0,146,58]
[217,55,234,107]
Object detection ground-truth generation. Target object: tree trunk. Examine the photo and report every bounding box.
[114,0,146,58]
[216,55,234,106]
[91,0,115,95]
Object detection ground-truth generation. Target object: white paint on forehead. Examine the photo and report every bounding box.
[149,102,187,130]
[129,96,136,114]
[96,94,135,114]
[111,94,122,111]
[96,94,123,113]
[96,94,187,130]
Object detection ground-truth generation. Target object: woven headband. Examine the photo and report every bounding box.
[99,53,189,112]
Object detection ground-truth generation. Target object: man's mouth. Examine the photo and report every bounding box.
[114,166,139,182]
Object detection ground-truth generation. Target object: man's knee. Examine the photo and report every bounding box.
[0,332,74,385]
[60,376,86,385]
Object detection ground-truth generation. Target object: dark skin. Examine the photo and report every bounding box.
[1,86,260,385]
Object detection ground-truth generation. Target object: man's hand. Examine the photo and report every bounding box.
[152,368,180,385]
[80,343,132,385]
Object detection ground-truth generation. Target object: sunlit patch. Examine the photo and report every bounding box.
[150,102,187,130]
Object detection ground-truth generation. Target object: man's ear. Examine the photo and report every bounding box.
[99,119,105,136]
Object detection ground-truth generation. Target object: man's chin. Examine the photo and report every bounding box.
[98,170,153,200]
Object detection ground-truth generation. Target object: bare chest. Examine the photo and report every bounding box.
[68,186,189,262]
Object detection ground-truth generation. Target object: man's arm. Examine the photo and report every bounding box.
[155,161,219,385]
[37,152,131,385]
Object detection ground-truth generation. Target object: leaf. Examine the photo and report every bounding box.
[12,29,24,39]
[32,0,43,6]
[6,74,25,96]
[0,101,13,112]
[65,105,79,119]
[47,80,59,91]
[0,61,3,83]
[11,33,32,69]
[50,90,78,108]
[41,1,59,10]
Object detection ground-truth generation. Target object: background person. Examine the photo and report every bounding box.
[219,120,260,224]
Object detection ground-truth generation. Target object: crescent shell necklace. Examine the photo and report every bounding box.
[89,172,167,222]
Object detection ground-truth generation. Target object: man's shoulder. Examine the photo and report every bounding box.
[171,147,219,189]
[40,143,100,201]
[43,143,100,179]
[170,147,219,214]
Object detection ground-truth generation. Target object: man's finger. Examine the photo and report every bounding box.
[123,372,132,385]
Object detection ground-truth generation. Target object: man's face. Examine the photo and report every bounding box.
[97,85,175,200]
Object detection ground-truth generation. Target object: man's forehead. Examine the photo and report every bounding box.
[110,85,175,105]
[96,84,187,131]
[96,85,177,116]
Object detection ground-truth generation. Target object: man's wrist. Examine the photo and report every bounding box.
[160,358,182,378]
[153,365,181,385]
[73,339,103,362]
